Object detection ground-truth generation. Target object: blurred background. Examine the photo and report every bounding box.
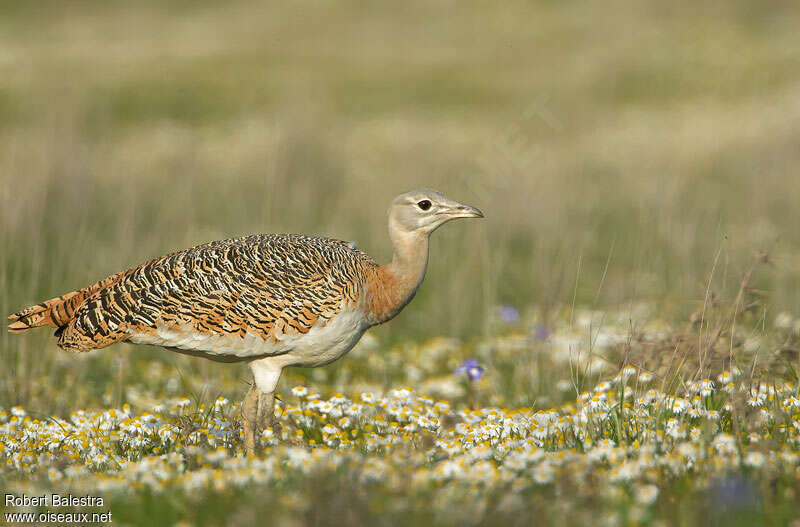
[2,0,800,408]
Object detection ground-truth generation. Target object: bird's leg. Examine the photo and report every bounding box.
[245,358,283,454]
[256,391,282,440]
[242,383,260,456]
[243,389,280,455]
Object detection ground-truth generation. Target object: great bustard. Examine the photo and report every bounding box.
[8,189,483,454]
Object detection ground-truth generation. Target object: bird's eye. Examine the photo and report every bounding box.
[417,200,432,211]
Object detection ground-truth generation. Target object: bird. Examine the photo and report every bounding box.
[7,189,483,455]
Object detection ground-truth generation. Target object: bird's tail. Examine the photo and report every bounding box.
[8,269,129,338]
[8,290,89,334]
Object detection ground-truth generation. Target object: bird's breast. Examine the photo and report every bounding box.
[362,265,423,325]
[280,305,369,367]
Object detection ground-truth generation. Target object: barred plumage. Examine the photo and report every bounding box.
[13,234,376,356]
[8,189,483,455]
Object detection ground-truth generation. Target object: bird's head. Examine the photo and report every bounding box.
[388,189,484,236]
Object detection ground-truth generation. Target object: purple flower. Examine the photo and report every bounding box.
[455,358,484,381]
[710,473,760,512]
[532,324,550,341]
[497,305,520,324]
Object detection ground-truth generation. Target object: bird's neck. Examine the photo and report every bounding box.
[364,228,429,325]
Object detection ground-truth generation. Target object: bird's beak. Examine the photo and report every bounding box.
[443,202,484,219]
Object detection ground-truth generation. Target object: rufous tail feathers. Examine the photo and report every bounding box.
[8,290,86,333]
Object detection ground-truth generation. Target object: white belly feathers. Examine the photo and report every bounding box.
[127,304,369,368]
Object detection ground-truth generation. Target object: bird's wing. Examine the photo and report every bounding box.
[56,235,372,354]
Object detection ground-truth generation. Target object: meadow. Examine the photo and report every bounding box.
[2,1,800,525]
